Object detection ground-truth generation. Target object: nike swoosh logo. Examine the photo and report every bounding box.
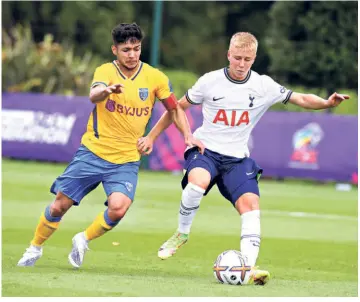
[246,170,255,175]
[213,97,225,101]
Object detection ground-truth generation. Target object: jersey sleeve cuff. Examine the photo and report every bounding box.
[282,90,293,104]
[91,82,108,89]
[186,91,201,105]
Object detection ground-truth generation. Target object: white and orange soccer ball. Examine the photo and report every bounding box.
[213,250,252,285]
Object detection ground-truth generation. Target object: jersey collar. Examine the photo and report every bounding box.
[224,67,251,84]
[112,60,143,81]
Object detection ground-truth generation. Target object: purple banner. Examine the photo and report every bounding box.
[2,93,358,183]
[2,92,93,162]
[149,102,358,183]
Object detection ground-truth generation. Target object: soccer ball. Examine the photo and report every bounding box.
[213,250,252,285]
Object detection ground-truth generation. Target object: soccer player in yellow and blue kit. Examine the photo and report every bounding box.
[17,23,204,268]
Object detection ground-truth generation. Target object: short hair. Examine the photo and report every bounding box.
[229,32,258,53]
[111,23,144,45]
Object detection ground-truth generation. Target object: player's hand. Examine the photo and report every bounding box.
[105,84,124,95]
[185,135,205,155]
[327,92,350,107]
[137,136,154,155]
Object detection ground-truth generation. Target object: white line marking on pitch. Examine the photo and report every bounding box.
[262,210,357,221]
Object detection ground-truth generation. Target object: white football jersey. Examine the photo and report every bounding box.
[186,68,292,158]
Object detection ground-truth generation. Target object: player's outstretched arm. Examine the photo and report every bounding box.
[89,84,124,103]
[289,91,350,110]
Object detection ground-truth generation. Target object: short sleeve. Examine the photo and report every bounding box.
[185,75,207,105]
[90,65,111,89]
[262,75,293,106]
[155,70,173,100]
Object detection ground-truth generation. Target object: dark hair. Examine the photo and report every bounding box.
[111,23,143,45]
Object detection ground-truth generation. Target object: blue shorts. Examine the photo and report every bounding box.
[50,145,140,206]
[181,147,263,206]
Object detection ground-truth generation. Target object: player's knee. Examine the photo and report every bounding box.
[108,206,129,220]
[107,193,132,220]
[189,180,209,191]
[51,193,73,216]
[188,168,211,190]
[235,193,259,214]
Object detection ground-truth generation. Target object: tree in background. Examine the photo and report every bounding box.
[160,1,228,74]
[2,1,357,114]
[2,1,137,62]
[2,1,275,74]
[159,1,275,75]
[2,25,101,95]
[223,1,274,75]
[56,2,136,61]
[266,1,358,96]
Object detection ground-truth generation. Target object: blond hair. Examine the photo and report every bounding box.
[229,32,258,53]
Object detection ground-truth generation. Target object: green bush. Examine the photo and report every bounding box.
[159,68,199,99]
[2,24,101,96]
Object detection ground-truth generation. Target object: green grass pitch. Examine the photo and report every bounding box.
[2,158,358,297]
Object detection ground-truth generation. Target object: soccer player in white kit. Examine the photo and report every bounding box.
[137,32,349,285]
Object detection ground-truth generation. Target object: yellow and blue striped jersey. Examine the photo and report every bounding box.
[81,60,173,164]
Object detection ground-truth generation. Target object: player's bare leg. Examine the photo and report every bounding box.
[158,167,209,259]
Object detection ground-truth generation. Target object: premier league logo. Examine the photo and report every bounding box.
[288,122,323,170]
[138,88,149,101]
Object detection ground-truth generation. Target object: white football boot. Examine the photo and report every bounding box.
[17,245,43,267]
[68,232,89,268]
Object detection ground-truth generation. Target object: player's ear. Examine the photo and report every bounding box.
[227,50,231,62]
[111,45,117,56]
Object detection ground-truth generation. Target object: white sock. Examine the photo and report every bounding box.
[177,183,205,234]
[240,210,261,267]
[30,244,42,251]
[81,231,90,243]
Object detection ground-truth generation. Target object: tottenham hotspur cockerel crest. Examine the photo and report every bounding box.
[249,94,255,107]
